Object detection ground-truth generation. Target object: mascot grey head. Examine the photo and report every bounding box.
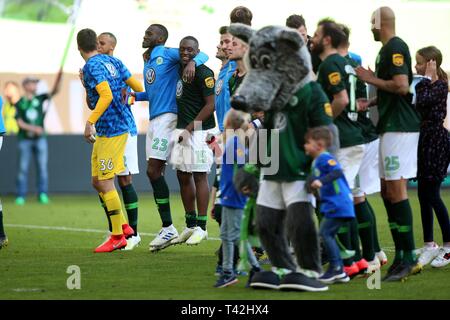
[230,23,312,112]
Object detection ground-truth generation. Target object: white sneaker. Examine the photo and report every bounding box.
[366,257,381,273]
[123,233,141,251]
[185,227,208,245]
[375,250,388,266]
[170,227,195,245]
[418,243,440,266]
[149,225,178,251]
[430,247,450,268]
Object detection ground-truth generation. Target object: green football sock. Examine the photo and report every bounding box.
[337,222,354,266]
[392,199,416,264]
[355,201,375,261]
[0,199,5,237]
[120,184,138,235]
[185,211,197,228]
[151,176,172,227]
[367,200,381,252]
[197,215,207,231]
[99,195,112,232]
[384,198,403,263]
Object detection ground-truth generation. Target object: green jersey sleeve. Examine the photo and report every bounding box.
[319,60,346,95]
[309,82,333,126]
[387,41,410,76]
[197,67,215,97]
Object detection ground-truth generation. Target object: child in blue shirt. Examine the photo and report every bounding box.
[305,126,355,284]
[214,109,260,288]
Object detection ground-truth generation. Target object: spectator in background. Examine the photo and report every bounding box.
[2,81,20,135]
[230,6,253,26]
[414,46,450,269]
[0,92,8,249]
[15,70,63,205]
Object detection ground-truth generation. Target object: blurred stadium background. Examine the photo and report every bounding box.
[0,0,449,194]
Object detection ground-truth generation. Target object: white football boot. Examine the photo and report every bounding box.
[430,247,450,268]
[186,226,208,245]
[149,224,178,252]
[170,227,195,245]
[123,233,141,250]
[418,243,440,266]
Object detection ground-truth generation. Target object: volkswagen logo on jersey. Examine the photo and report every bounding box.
[176,79,183,97]
[105,63,118,78]
[215,79,223,95]
[146,68,156,84]
[273,112,287,131]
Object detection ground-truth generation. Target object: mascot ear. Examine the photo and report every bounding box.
[229,23,255,44]
[278,28,304,51]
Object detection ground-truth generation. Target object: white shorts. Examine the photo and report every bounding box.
[170,128,217,173]
[118,134,139,176]
[256,179,315,210]
[336,144,365,191]
[354,139,380,197]
[379,132,419,180]
[145,113,177,161]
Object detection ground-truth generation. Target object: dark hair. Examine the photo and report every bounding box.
[219,26,229,35]
[286,14,306,29]
[180,36,199,47]
[305,126,333,148]
[317,19,345,49]
[417,46,448,83]
[338,23,350,47]
[99,32,117,45]
[230,6,253,25]
[77,28,98,52]
[150,24,169,43]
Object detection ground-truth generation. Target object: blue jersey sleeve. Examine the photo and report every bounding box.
[135,91,149,101]
[165,48,181,64]
[193,51,209,67]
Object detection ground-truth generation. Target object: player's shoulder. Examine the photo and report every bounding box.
[386,36,410,53]
[196,64,214,76]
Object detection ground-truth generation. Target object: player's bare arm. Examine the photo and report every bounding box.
[331,89,349,118]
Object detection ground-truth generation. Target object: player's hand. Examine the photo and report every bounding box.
[182,61,196,83]
[34,126,44,136]
[252,111,264,122]
[311,179,322,189]
[355,66,375,83]
[84,121,96,144]
[356,98,370,112]
[425,60,438,82]
[178,129,191,145]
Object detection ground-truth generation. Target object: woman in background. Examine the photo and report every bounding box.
[414,46,450,268]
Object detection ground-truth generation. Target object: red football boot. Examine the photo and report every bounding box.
[94,235,127,253]
[344,262,360,278]
[122,224,135,239]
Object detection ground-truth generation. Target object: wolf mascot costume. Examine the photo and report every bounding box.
[230,23,339,292]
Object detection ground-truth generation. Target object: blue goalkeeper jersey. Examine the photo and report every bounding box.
[83,54,134,137]
[215,60,236,132]
[135,45,208,120]
[0,96,5,135]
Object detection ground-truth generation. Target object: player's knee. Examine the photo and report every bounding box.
[146,166,160,181]
[118,175,132,187]
[91,178,101,191]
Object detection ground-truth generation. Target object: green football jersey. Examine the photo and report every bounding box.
[262,81,333,182]
[176,64,216,130]
[15,93,49,140]
[374,36,420,133]
[344,55,378,143]
[317,53,365,148]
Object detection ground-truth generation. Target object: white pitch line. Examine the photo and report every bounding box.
[5,224,221,241]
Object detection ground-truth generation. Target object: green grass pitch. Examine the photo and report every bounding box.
[0,191,449,300]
